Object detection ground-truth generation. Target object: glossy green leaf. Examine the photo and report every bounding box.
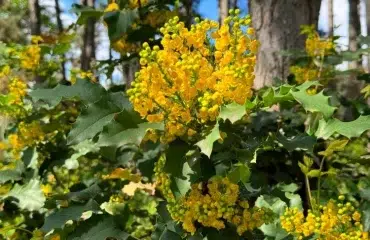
[218,102,246,123]
[3,179,45,211]
[67,98,121,145]
[195,123,220,158]
[315,116,370,139]
[104,9,138,41]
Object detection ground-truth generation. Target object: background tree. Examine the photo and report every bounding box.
[28,0,41,35]
[366,0,370,72]
[54,0,67,82]
[349,0,361,69]
[81,0,96,71]
[229,0,237,10]
[249,0,322,89]
[328,0,334,37]
[218,0,228,24]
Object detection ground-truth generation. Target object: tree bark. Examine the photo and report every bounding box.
[54,0,67,82]
[366,0,370,72]
[81,0,95,71]
[348,0,361,69]
[229,0,237,10]
[328,0,334,37]
[250,0,322,89]
[28,0,41,35]
[183,0,193,28]
[218,0,228,24]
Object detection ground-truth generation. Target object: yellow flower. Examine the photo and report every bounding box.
[20,44,41,70]
[128,12,257,142]
[104,1,119,12]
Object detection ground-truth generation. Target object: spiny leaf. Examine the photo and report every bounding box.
[30,80,106,107]
[275,133,316,153]
[291,81,336,119]
[41,200,100,233]
[3,179,45,211]
[98,122,164,147]
[0,161,24,184]
[68,215,130,240]
[227,163,250,184]
[318,139,349,157]
[218,102,246,123]
[104,9,138,42]
[67,98,121,145]
[315,115,370,139]
[195,123,220,158]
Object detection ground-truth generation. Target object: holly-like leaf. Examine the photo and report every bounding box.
[41,200,100,233]
[30,80,106,107]
[276,133,316,153]
[318,139,349,157]
[3,179,45,211]
[67,215,130,240]
[195,123,221,158]
[291,81,336,119]
[262,84,294,107]
[315,115,370,139]
[227,163,250,184]
[0,161,24,184]
[104,9,138,41]
[67,98,121,145]
[218,102,246,123]
[98,122,164,148]
[71,4,104,25]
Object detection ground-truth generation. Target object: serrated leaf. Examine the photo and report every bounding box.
[298,162,309,174]
[262,84,295,107]
[67,98,121,144]
[315,115,370,139]
[68,215,130,240]
[41,200,100,233]
[195,123,220,158]
[227,163,250,184]
[318,139,349,157]
[98,122,164,147]
[218,102,246,123]
[172,162,198,197]
[67,184,101,203]
[104,9,138,41]
[72,4,104,25]
[0,161,24,184]
[276,133,316,152]
[291,81,336,119]
[3,179,45,211]
[30,80,106,107]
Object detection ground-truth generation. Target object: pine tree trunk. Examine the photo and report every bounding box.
[366,0,370,72]
[183,0,193,28]
[218,0,228,24]
[81,0,95,71]
[328,0,334,37]
[54,0,67,82]
[28,0,41,35]
[349,0,361,69]
[250,0,322,89]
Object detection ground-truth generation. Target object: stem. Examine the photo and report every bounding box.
[305,175,313,209]
[316,157,325,204]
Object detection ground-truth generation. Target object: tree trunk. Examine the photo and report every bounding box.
[250,0,322,89]
[366,0,370,72]
[229,0,237,10]
[54,0,67,82]
[218,0,228,24]
[28,0,41,35]
[328,0,334,37]
[183,0,193,28]
[349,0,361,70]
[81,0,95,71]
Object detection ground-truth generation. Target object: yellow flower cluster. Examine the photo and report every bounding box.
[128,0,148,9]
[128,11,258,142]
[0,77,27,117]
[290,26,335,83]
[2,121,44,159]
[154,155,272,235]
[144,10,178,28]
[19,42,41,71]
[70,69,96,84]
[281,199,369,240]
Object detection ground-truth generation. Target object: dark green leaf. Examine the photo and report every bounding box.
[104,9,138,41]
[276,133,316,153]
